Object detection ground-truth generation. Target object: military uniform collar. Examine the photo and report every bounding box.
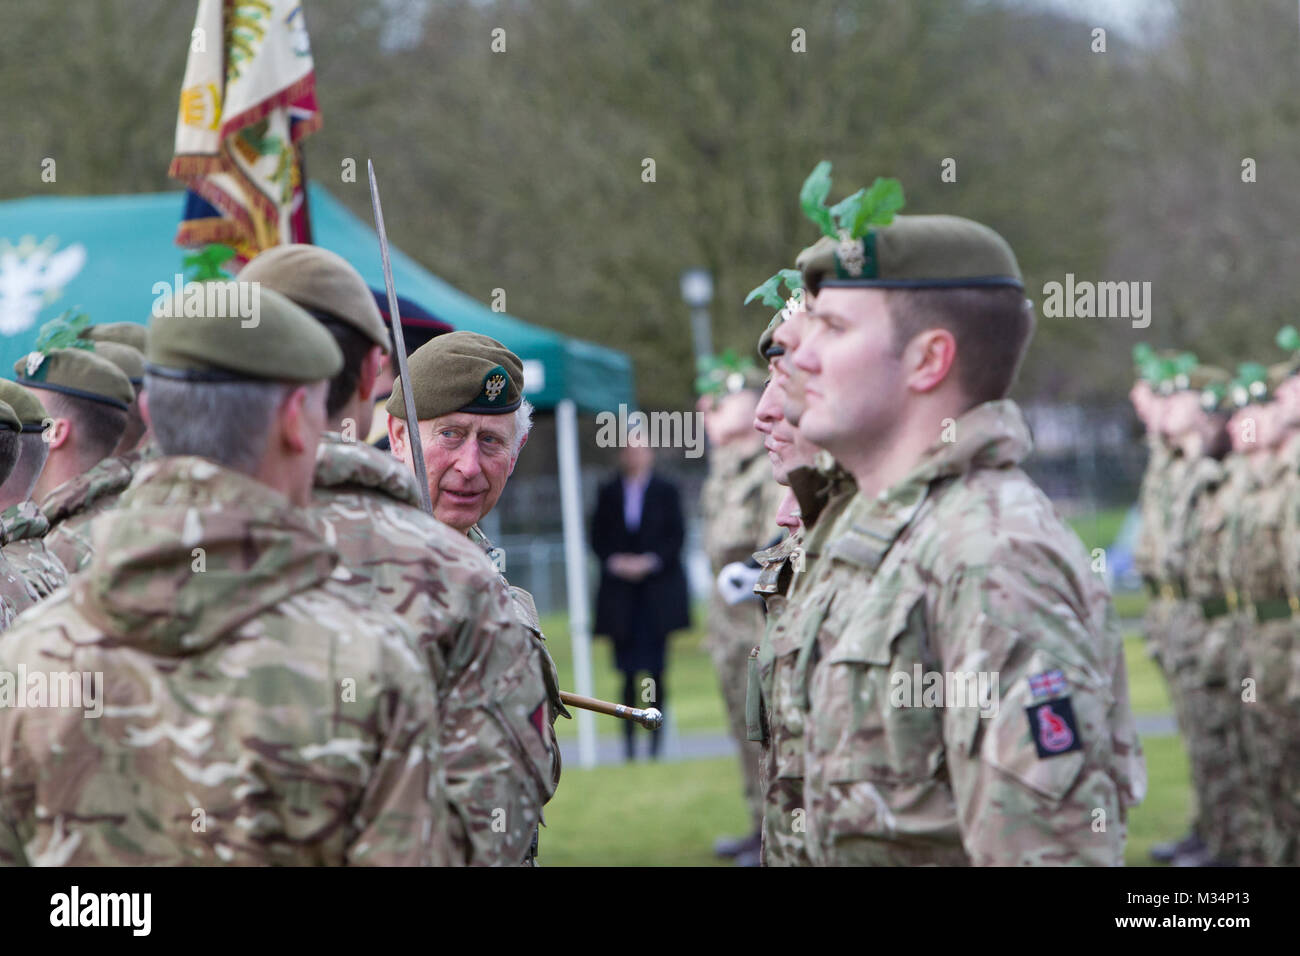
[826,400,1031,572]
[314,431,421,507]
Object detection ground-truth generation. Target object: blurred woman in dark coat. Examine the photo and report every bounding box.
[591,437,691,759]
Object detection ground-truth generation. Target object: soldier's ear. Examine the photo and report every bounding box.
[357,346,384,403]
[387,413,409,464]
[138,391,153,433]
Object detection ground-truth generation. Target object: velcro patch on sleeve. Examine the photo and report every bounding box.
[1024,697,1083,759]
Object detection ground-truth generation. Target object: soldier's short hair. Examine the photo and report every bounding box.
[5,434,49,499]
[885,287,1035,406]
[0,429,18,489]
[145,374,293,473]
[310,312,378,419]
[40,391,128,467]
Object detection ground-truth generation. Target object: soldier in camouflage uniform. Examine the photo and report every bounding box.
[10,331,137,574]
[1159,363,1254,865]
[1268,349,1300,866]
[0,402,39,629]
[242,245,557,865]
[747,294,856,866]
[0,381,67,600]
[0,285,450,865]
[698,352,784,862]
[386,331,569,864]
[41,334,157,573]
[1226,363,1299,865]
[786,184,1144,865]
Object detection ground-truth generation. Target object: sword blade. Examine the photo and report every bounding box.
[367,160,433,516]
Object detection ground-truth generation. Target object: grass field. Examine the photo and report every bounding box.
[538,501,1187,865]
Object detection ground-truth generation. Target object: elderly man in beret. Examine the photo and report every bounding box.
[0,284,449,866]
[784,166,1144,866]
[242,246,558,865]
[0,381,68,600]
[387,331,568,863]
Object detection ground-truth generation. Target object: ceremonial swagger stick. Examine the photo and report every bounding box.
[559,692,664,730]
[368,160,434,516]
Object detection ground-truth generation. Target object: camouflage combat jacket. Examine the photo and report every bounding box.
[42,442,157,573]
[467,525,570,848]
[0,456,448,866]
[311,432,558,865]
[701,440,784,571]
[798,400,1145,866]
[0,501,68,600]
[1134,437,1172,588]
[749,459,856,866]
[1178,456,1227,603]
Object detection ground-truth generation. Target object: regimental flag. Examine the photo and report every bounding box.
[168,0,321,263]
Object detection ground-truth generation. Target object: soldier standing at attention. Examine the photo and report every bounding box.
[242,245,550,865]
[698,352,783,865]
[1160,363,1245,866]
[1225,363,1296,866]
[0,381,68,600]
[787,191,1144,865]
[748,290,855,866]
[386,331,569,864]
[0,285,449,865]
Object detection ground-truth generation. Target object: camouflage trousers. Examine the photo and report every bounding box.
[708,594,765,831]
[1176,609,1261,863]
[1237,615,1300,865]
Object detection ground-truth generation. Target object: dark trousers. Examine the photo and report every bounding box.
[621,670,664,759]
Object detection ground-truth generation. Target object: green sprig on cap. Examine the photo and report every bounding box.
[799,161,905,240]
[744,269,803,309]
[33,309,95,355]
[183,244,238,283]
[695,348,760,398]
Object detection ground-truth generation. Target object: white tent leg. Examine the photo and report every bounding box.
[556,399,597,768]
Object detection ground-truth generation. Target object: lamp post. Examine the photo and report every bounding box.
[680,267,714,368]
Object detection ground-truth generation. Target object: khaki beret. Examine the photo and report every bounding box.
[90,340,145,387]
[81,321,147,353]
[797,214,1022,295]
[757,313,784,362]
[238,245,390,352]
[0,379,48,431]
[147,283,343,384]
[0,401,20,434]
[387,331,523,420]
[13,347,135,410]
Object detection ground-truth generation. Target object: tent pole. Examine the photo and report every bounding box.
[556,399,597,768]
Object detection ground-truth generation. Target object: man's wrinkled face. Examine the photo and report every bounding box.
[754,361,819,483]
[792,288,904,456]
[393,411,518,532]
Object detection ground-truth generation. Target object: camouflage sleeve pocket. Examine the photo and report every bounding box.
[977,656,1098,803]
